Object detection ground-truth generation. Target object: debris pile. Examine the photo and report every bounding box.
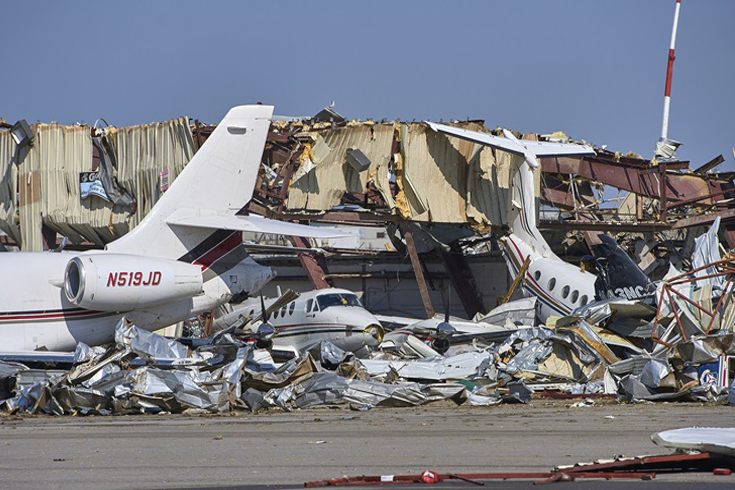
[3,246,735,416]
[0,322,468,415]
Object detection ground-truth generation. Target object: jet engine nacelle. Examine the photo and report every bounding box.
[64,254,203,311]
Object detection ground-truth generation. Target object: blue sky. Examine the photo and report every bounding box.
[2,1,733,169]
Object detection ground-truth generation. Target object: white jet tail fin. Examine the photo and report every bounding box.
[508,159,554,257]
[107,105,274,259]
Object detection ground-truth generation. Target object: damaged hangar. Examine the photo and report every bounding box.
[0,107,734,321]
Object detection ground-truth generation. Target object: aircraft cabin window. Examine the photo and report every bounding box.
[289,302,295,315]
[249,309,254,317]
[561,285,570,299]
[534,270,541,281]
[548,278,556,291]
[580,295,588,306]
[571,290,579,303]
[273,308,279,319]
[305,299,313,312]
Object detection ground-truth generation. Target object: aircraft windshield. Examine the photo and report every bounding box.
[316,293,363,310]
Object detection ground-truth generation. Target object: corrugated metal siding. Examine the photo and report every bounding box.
[36,123,119,246]
[399,122,483,223]
[0,132,20,245]
[287,124,394,211]
[283,121,538,226]
[111,116,194,230]
[0,117,194,250]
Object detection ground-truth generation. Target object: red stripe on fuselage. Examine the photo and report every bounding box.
[193,231,241,271]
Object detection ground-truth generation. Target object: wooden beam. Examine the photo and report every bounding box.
[402,225,435,319]
[500,256,530,305]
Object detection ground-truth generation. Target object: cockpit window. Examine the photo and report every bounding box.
[305,299,314,312]
[316,293,363,310]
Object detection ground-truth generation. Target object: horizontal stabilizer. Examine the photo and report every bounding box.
[425,121,595,158]
[166,211,348,238]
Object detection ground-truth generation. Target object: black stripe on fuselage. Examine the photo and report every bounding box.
[177,229,237,264]
[0,307,86,317]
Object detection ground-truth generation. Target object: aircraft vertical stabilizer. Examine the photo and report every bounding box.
[507,160,554,257]
[107,105,274,259]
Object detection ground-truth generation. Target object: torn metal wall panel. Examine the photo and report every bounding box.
[0,117,194,250]
[111,116,195,231]
[17,124,43,251]
[398,123,476,222]
[287,124,394,211]
[35,123,121,246]
[0,132,20,245]
[466,144,512,227]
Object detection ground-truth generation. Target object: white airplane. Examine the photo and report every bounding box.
[0,105,343,355]
[213,288,385,357]
[425,122,608,322]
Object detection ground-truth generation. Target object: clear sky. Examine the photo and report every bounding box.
[2,1,733,169]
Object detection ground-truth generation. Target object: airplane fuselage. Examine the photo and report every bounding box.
[222,288,384,354]
[501,234,597,321]
[0,251,273,352]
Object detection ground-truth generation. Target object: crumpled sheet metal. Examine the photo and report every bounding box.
[670,333,735,370]
[556,319,620,365]
[131,368,220,410]
[638,358,672,390]
[258,372,467,411]
[116,321,189,361]
[244,354,320,391]
[1,324,248,415]
[692,217,725,291]
[505,342,552,374]
[497,326,603,382]
[479,297,537,326]
[360,351,492,382]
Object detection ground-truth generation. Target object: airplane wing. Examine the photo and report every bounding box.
[425,121,595,157]
[166,210,348,238]
[425,122,526,155]
[515,140,596,158]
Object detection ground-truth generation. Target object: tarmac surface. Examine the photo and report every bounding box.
[1,399,734,489]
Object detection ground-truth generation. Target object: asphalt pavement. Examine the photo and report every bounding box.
[1,400,733,489]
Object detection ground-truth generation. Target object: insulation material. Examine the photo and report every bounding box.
[537,343,594,381]
[111,116,195,231]
[286,123,394,211]
[0,132,20,245]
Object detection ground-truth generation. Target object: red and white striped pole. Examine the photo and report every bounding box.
[660,0,682,142]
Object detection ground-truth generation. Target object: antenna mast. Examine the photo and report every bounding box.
[654,0,683,162]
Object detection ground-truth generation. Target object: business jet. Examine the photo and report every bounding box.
[425,122,655,322]
[213,288,384,357]
[0,104,342,355]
